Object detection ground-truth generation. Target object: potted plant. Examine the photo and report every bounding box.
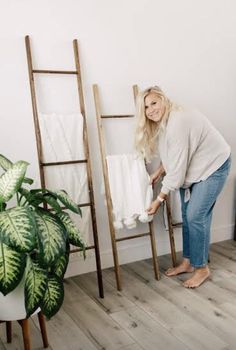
[0,154,85,320]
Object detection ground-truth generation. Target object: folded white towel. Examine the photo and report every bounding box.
[106,154,153,229]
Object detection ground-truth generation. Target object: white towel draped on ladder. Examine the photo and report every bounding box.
[38,112,90,244]
[106,154,153,229]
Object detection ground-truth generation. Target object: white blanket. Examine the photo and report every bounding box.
[106,154,153,229]
[39,112,91,245]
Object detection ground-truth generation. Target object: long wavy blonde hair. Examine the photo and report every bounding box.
[135,86,174,161]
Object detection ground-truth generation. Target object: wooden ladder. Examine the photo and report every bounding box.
[25,35,104,298]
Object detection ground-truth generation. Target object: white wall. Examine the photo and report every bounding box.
[0,0,235,276]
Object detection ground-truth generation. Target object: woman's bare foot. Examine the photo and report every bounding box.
[165,258,194,276]
[183,266,210,288]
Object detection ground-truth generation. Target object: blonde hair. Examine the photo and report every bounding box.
[135,86,174,161]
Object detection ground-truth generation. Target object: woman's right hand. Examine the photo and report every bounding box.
[149,171,162,185]
[149,164,165,185]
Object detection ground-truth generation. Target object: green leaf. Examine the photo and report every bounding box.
[30,189,45,194]
[30,193,45,207]
[25,257,47,318]
[42,194,62,213]
[0,161,29,203]
[0,207,37,253]
[35,210,66,266]
[18,188,32,204]
[0,154,13,171]
[41,276,64,319]
[53,190,81,215]
[0,155,32,186]
[0,241,26,295]
[58,212,85,253]
[23,177,34,185]
[52,247,69,279]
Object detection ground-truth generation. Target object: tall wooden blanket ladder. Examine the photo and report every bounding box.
[25,35,104,298]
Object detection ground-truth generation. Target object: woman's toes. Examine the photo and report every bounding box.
[165,263,194,277]
[165,268,176,276]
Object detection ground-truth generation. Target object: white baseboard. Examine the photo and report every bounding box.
[65,224,234,278]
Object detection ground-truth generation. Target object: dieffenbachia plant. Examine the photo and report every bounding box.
[0,154,85,319]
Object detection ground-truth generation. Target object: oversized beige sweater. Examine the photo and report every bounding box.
[158,109,231,195]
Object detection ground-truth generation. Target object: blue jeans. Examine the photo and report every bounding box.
[180,156,231,267]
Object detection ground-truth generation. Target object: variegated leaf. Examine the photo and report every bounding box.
[35,210,66,266]
[58,212,85,251]
[0,155,32,185]
[25,257,47,317]
[0,161,28,203]
[43,194,62,213]
[0,207,37,252]
[52,245,70,279]
[41,276,64,319]
[0,154,13,171]
[0,241,26,295]
[53,190,81,215]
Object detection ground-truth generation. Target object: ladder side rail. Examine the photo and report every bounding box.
[93,84,122,291]
[73,40,104,297]
[25,35,46,189]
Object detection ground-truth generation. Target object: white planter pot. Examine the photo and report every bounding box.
[0,276,39,321]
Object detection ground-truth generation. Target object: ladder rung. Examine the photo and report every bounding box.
[33,69,78,75]
[116,232,150,242]
[41,159,87,166]
[70,245,95,253]
[79,202,91,207]
[101,114,134,119]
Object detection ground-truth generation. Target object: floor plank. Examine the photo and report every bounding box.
[72,272,135,314]
[111,307,190,350]
[118,343,144,350]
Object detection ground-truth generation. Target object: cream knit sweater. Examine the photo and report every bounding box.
[158,109,231,195]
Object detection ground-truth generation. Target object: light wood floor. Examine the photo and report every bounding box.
[1,240,236,350]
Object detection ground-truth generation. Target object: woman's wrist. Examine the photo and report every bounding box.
[157,195,165,203]
[156,192,167,203]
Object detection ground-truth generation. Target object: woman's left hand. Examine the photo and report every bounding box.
[146,199,162,215]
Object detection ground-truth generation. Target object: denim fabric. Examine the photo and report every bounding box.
[180,156,231,267]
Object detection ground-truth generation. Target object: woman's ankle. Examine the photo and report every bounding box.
[195,265,209,272]
[182,258,191,265]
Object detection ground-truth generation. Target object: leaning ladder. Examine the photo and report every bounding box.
[25,35,104,298]
[93,84,172,291]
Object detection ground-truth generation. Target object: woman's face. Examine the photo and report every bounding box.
[144,93,165,122]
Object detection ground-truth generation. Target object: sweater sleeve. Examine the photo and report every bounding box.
[160,117,190,195]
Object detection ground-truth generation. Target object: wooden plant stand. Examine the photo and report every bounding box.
[0,311,48,350]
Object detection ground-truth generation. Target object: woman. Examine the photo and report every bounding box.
[135,86,231,288]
